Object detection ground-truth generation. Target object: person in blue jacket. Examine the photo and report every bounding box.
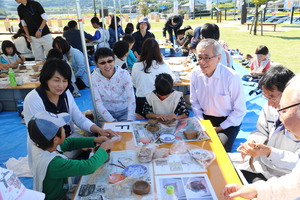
[108,16,124,48]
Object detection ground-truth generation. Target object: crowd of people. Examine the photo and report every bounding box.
[1,1,300,199]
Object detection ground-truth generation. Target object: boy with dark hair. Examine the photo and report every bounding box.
[113,41,129,71]
[28,111,112,200]
[122,34,137,72]
[143,73,189,121]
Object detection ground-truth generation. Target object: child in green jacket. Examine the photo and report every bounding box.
[27,111,112,200]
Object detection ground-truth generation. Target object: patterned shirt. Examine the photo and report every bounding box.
[91,66,135,122]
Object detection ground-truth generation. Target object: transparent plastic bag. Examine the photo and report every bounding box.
[169,141,216,169]
[138,144,157,163]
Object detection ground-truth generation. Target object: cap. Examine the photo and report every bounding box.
[0,167,45,199]
[31,111,71,141]
[136,17,151,30]
[184,25,192,30]
[166,185,175,195]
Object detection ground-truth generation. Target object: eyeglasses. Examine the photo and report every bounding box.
[97,59,114,65]
[262,92,281,103]
[197,55,218,62]
[278,102,300,113]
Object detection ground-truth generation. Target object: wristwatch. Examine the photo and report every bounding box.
[38,28,43,32]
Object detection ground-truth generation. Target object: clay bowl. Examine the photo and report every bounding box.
[19,65,27,70]
[148,120,158,126]
[132,180,150,195]
[183,130,199,140]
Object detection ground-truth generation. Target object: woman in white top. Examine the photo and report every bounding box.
[24,59,117,161]
[131,38,175,118]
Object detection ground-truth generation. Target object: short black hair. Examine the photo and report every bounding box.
[1,40,18,56]
[113,41,129,58]
[122,34,135,44]
[39,58,72,91]
[255,45,269,55]
[126,23,134,30]
[28,120,62,150]
[94,48,115,63]
[259,65,295,92]
[47,48,63,60]
[90,16,100,24]
[125,27,133,35]
[201,23,220,40]
[172,16,181,24]
[63,26,69,32]
[68,20,77,28]
[155,73,174,96]
[52,36,70,55]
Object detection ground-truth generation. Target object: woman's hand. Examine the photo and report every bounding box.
[99,128,120,138]
[91,125,120,138]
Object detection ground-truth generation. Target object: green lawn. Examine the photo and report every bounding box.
[1,16,300,73]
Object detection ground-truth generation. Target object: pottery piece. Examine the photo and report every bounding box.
[132,180,150,195]
[139,137,151,144]
[123,164,147,178]
[108,173,124,184]
[147,121,160,133]
[159,134,176,143]
[19,65,26,70]
[183,130,199,139]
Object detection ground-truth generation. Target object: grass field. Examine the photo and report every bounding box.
[1,16,300,73]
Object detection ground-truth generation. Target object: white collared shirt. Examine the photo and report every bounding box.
[190,63,246,129]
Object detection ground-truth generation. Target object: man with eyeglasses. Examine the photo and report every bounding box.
[190,39,246,152]
[223,75,300,200]
[231,66,298,183]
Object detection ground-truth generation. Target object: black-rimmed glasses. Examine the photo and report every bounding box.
[197,55,218,62]
[278,103,300,113]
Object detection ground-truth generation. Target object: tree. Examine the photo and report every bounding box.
[251,0,267,35]
[139,0,150,16]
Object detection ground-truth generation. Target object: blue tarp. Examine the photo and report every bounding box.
[0,62,266,189]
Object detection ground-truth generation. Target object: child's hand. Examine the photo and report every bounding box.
[20,56,25,64]
[167,113,177,120]
[100,140,113,152]
[156,114,169,121]
[94,136,109,145]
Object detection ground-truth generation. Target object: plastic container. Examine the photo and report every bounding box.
[163,185,178,200]
[8,68,17,86]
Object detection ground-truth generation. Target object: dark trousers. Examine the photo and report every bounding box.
[240,170,268,183]
[167,27,180,44]
[75,78,87,90]
[203,114,241,152]
[135,97,147,117]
